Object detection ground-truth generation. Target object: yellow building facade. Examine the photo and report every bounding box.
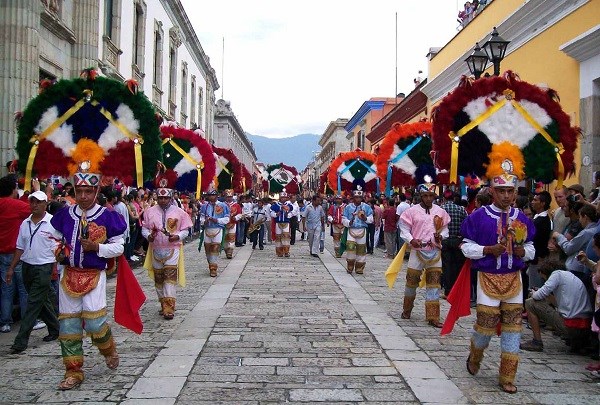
[422,0,600,189]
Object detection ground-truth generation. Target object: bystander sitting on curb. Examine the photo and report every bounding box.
[521,259,593,352]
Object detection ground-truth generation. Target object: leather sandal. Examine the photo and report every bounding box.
[163,313,174,320]
[105,352,119,370]
[499,382,517,394]
[401,312,411,319]
[58,376,82,391]
[466,355,479,376]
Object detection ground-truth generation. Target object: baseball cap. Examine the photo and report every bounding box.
[28,190,48,201]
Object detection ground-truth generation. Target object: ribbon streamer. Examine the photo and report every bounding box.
[510,100,565,188]
[385,136,423,196]
[162,138,205,199]
[92,101,144,187]
[25,98,87,191]
[448,98,507,184]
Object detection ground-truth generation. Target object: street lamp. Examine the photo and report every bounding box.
[481,27,510,76]
[465,43,488,79]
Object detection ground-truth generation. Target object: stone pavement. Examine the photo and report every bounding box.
[0,235,598,404]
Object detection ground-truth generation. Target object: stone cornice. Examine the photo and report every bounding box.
[422,0,589,104]
[40,8,76,44]
[214,114,256,160]
[161,0,220,91]
[560,24,600,62]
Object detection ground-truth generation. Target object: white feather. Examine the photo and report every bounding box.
[173,147,202,175]
[98,104,140,151]
[390,144,417,177]
[36,106,76,155]
[463,95,552,148]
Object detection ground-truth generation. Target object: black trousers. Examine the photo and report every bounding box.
[366,223,375,253]
[250,225,265,249]
[290,217,298,245]
[441,237,466,295]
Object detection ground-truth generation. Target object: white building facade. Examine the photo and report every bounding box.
[315,118,350,178]
[0,0,219,174]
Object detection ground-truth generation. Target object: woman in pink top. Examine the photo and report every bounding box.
[578,233,600,372]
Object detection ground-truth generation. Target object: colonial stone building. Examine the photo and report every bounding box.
[0,0,219,175]
[213,99,256,173]
[315,118,350,179]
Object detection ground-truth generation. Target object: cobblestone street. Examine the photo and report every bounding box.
[0,236,598,404]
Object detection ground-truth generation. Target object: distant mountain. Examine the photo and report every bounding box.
[248,133,320,170]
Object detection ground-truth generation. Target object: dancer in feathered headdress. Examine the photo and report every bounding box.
[141,165,193,320]
[442,142,535,395]
[341,186,374,275]
[388,175,450,329]
[15,70,155,390]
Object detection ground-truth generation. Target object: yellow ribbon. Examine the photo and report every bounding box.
[92,101,144,187]
[510,100,565,188]
[162,138,205,199]
[449,98,507,184]
[25,99,87,191]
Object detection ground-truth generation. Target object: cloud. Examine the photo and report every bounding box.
[181,0,460,138]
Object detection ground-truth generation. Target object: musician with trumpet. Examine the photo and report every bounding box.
[342,186,374,274]
[248,198,268,250]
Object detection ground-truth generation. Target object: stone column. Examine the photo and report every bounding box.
[579,95,600,189]
[0,0,40,175]
[71,0,99,74]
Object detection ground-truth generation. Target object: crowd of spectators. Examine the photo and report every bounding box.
[457,0,493,27]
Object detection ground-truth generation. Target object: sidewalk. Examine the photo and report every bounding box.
[0,237,597,403]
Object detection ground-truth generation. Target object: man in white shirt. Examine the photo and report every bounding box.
[395,193,411,255]
[6,191,60,353]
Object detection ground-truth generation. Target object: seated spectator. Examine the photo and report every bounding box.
[521,259,593,352]
[458,2,475,26]
[577,233,600,371]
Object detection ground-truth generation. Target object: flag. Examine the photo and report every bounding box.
[114,255,146,334]
[384,242,407,289]
[441,259,471,336]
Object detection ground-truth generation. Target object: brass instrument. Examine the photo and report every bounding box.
[247,217,266,237]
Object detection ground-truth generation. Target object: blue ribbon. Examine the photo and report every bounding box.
[338,159,379,194]
[385,136,423,197]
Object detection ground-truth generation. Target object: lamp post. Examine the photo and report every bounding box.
[481,27,510,76]
[465,43,488,79]
[465,27,510,78]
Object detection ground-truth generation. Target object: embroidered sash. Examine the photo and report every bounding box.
[61,267,101,298]
[479,272,521,300]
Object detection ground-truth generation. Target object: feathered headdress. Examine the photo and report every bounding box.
[327,149,380,194]
[431,71,579,187]
[16,70,162,190]
[376,122,436,196]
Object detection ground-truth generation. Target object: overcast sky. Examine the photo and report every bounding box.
[180,0,462,138]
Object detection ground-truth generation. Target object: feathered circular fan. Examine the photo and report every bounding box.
[319,168,335,195]
[16,72,162,187]
[431,71,579,186]
[328,149,380,194]
[159,123,216,198]
[262,163,301,194]
[376,121,436,195]
[212,146,243,192]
